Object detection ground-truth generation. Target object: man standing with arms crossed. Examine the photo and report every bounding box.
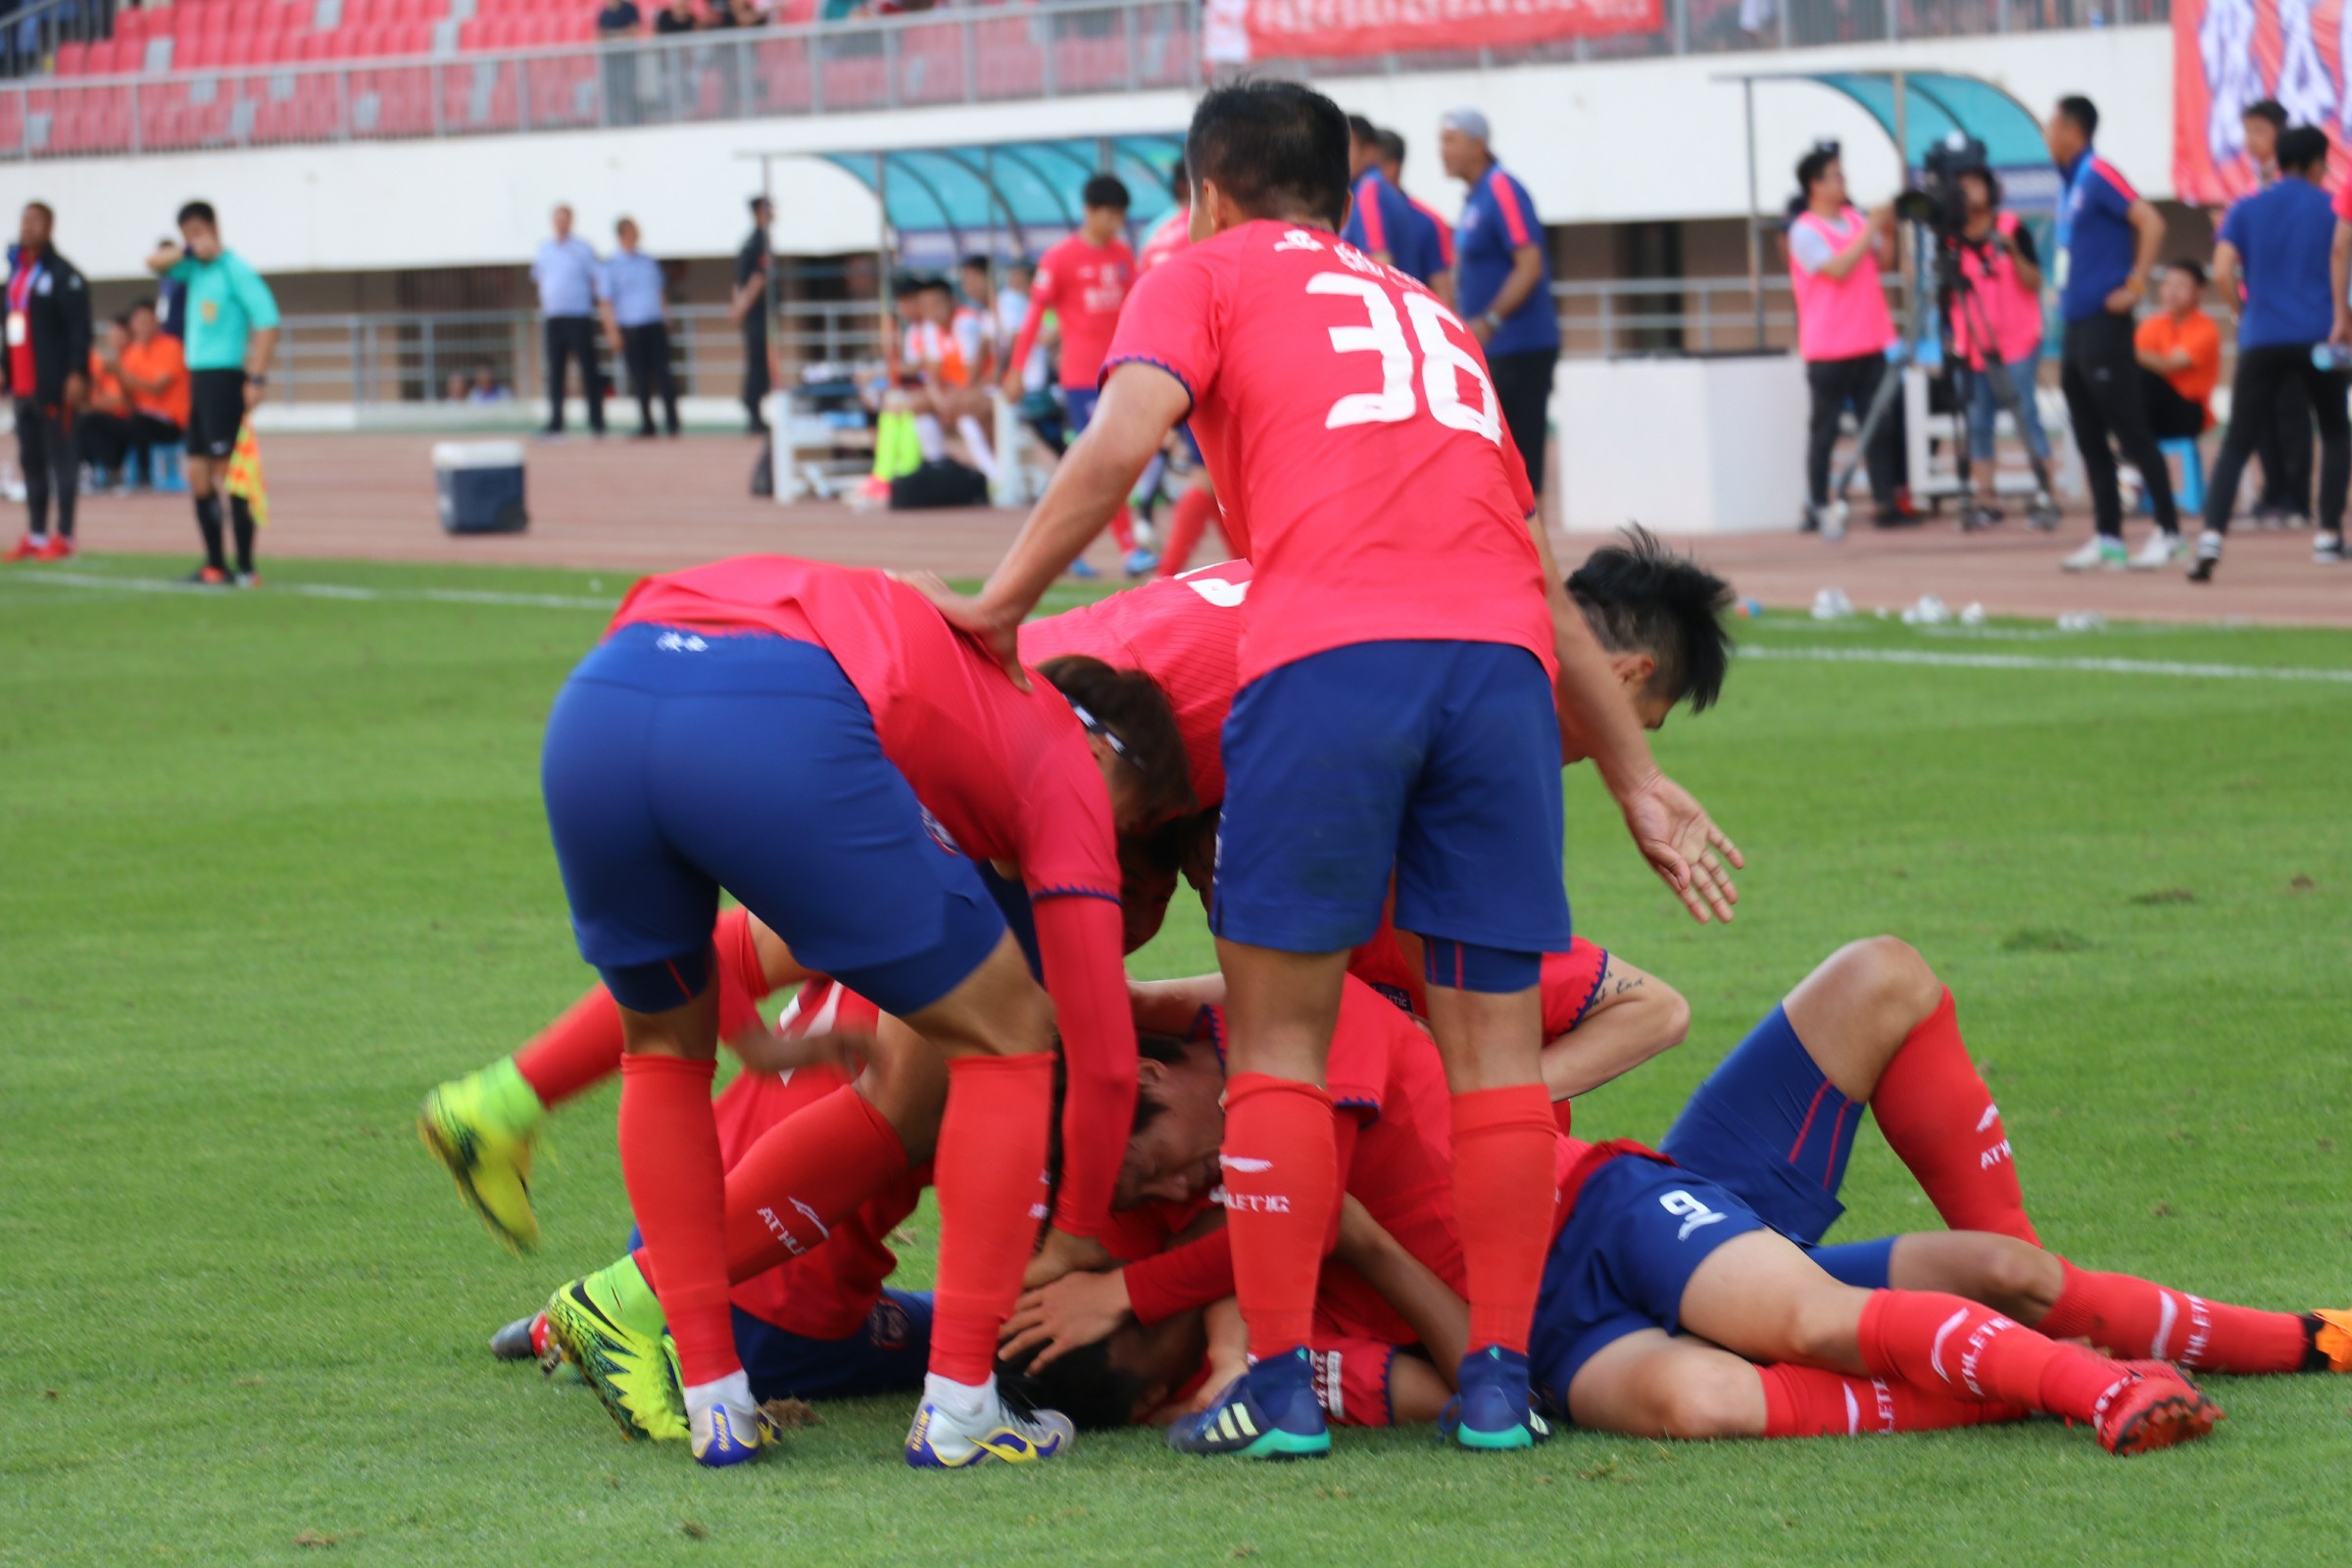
[2,201,91,564]
[534,204,606,440]
[1442,109,1559,502]
[918,78,1738,1461]
[2046,95,2177,571]
[147,202,277,588]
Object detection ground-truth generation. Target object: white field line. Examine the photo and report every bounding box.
[18,569,616,612]
[1743,644,2352,684]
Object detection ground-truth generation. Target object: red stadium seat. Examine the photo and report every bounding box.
[53,41,90,74]
[114,7,150,43]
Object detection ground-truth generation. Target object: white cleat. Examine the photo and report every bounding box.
[905,1395,1076,1470]
[2316,532,2344,564]
[2061,536,2129,572]
[2128,530,2183,570]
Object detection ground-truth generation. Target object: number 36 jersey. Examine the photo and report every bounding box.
[1103,219,1553,688]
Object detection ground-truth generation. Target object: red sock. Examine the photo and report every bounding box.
[1870,990,2038,1244]
[1551,1098,1576,1138]
[720,1084,907,1282]
[1107,509,1137,554]
[513,986,626,1107]
[710,906,774,1039]
[928,1053,1054,1384]
[2037,1260,2308,1374]
[618,1054,738,1387]
[1155,487,1220,578]
[1857,1289,2128,1423]
[1221,1073,1340,1361]
[1758,1361,2028,1436]
[1451,1085,1557,1355]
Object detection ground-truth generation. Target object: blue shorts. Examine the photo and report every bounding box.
[735,1290,933,1404]
[1529,1156,1767,1409]
[1211,640,1571,968]
[1659,1005,1863,1250]
[1063,386,1099,434]
[1177,422,1202,466]
[541,624,1005,1015]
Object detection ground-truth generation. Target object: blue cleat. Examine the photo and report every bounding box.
[1166,1348,1330,1460]
[1122,546,1160,577]
[690,1400,767,1468]
[1440,1347,1552,1451]
[1068,558,1102,579]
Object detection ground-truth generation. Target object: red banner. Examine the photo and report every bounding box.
[1202,0,1663,65]
[2175,0,2352,205]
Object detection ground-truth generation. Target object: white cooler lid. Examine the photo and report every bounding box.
[433,440,526,469]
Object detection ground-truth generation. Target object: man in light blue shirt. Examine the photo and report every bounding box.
[532,204,606,438]
[598,217,677,438]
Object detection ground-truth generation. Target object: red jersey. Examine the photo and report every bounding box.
[1103,220,1552,687]
[1016,560,1250,809]
[1138,209,1193,272]
[1010,232,1135,392]
[609,557,1136,1240]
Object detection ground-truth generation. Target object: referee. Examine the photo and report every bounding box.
[147,200,277,588]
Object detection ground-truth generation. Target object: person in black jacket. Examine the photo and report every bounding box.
[3,202,93,563]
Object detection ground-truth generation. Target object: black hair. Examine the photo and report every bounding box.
[24,200,52,221]
[1128,1032,1191,1135]
[2166,258,2207,288]
[1958,165,2004,207]
[1377,126,1406,168]
[999,1337,1153,1432]
[1794,145,1839,198]
[1034,655,1197,823]
[959,253,992,273]
[128,295,158,316]
[2056,95,2098,141]
[2278,123,2330,176]
[749,193,772,214]
[1347,112,1379,146]
[2244,98,2287,130]
[1186,78,1351,231]
[176,200,217,229]
[1567,525,1736,713]
[1082,173,1132,214]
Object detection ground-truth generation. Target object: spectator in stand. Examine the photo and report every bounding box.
[596,0,644,126]
[600,217,680,438]
[730,195,774,435]
[729,0,767,22]
[467,364,513,403]
[78,316,135,494]
[1786,143,1903,533]
[655,0,698,31]
[3,200,92,564]
[2192,125,2348,581]
[534,204,606,438]
[2133,261,2219,442]
[1379,127,1455,306]
[2047,93,2177,571]
[655,0,700,116]
[1440,107,1560,498]
[117,298,189,489]
[1949,165,2050,529]
[1342,115,1442,286]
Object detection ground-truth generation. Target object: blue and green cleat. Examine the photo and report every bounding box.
[1165,1348,1331,1460]
[1441,1347,1553,1451]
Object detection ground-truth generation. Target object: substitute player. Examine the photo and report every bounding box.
[1342,115,1444,286]
[913,79,1738,1458]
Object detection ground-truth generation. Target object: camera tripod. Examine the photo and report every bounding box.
[1824,220,2059,537]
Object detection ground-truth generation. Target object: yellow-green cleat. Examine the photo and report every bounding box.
[543,1255,688,1444]
[416,1058,545,1252]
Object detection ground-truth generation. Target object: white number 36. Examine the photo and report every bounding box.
[1307,272,1501,444]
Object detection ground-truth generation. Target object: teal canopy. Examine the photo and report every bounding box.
[1730,70,2058,211]
[819,135,1187,264]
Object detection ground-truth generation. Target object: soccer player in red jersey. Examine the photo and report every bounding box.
[1131,165,1228,581]
[1137,162,1194,274]
[529,556,1189,1469]
[919,85,1737,1455]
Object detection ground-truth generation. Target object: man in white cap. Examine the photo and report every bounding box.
[1440,108,1559,499]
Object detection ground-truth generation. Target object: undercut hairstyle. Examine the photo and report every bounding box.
[2243,98,2287,130]
[2278,124,2329,176]
[1083,173,1132,214]
[1186,78,1351,231]
[1128,1032,1192,1134]
[1567,525,1736,713]
[1033,655,1198,823]
[176,200,218,229]
[2056,95,2098,141]
[1000,1338,1152,1432]
[1377,127,1406,168]
[1794,146,1838,198]
[2167,258,2207,288]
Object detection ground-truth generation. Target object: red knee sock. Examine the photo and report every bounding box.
[1758,1361,2028,1436]
[1551,1098,1576,1138]
[1858,1289,2130,1423]
[928,1053,1054,1384]
[1107,509,1137,554]
[719,1084,907,1283]
[1155,487,1220,578]
[2037,1260,2309,1374]
[1221,1073,1340,1361]
[618,1054,738,1388]
[514,987,626,1108]
[1869,991,2039,1245]
[1451,1085,1558,1355]
[710,906,775,1039]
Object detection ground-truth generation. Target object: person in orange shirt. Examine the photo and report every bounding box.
[2134,261,2221,442]
[114,297,191,489]
[76,315,136,490]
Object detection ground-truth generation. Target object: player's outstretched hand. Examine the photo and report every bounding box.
[1620,771,1742,924]
[1023,1225,1116,1291]
[891,569,1029,691]
[1000,1266,1131,1370]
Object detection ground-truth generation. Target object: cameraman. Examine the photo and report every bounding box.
[1788,143,1904,530]
[1947,164,2051,527]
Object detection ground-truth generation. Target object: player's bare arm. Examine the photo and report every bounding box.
[1540,953,1690,1102]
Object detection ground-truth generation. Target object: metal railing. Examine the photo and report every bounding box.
[11,0,2167,161]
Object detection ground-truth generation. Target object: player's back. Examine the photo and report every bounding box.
[1109,220,1552,686]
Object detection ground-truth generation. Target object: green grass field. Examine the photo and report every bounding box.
[3,555,2348,1566]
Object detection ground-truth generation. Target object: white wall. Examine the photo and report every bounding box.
[0,24,2171,281]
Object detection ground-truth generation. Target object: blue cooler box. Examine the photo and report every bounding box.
[434,441,528,534]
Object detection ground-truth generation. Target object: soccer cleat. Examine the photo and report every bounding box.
[1067,557,1101,579]
[2186,530,2223,584]
[34,536,74,562]
[691,1400,766,1468]
[2317,533,2345,564]
[416,1058,545,1251]
[490,1310,552,1362]
[2128,530,2182,570]
[1123,546,1160,577]
[905,1393,1075,1469]
[185,565,232,587]
[3,535,39,563]
[2095,1363,2222,1457]
[542,1257,688,1443]
[234,571,261,589]
[1165,1348,1331,1460]
[2061,536,2129,572]
[2306,1308,2352,1373]
[1440,1347,1553,1451]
